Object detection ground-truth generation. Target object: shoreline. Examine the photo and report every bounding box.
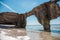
[0,28,60,40]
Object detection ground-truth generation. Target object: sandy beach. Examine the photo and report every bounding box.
[0,25,60,40]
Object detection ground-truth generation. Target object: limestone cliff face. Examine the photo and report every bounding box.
[0,12,26,28]
[0,0,60,32]
[24,0,60,32]
[25,0,60,20]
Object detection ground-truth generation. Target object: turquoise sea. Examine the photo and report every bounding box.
[0,24,60,34]
[26,24,60,33]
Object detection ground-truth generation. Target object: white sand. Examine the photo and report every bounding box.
[0,25,60,40]
[0,29,30,40]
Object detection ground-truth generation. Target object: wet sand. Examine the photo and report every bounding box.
[0,25,60,40]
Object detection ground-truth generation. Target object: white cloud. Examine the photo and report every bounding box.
[0,1,16,12]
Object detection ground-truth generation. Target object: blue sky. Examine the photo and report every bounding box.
[0,0,60,25]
